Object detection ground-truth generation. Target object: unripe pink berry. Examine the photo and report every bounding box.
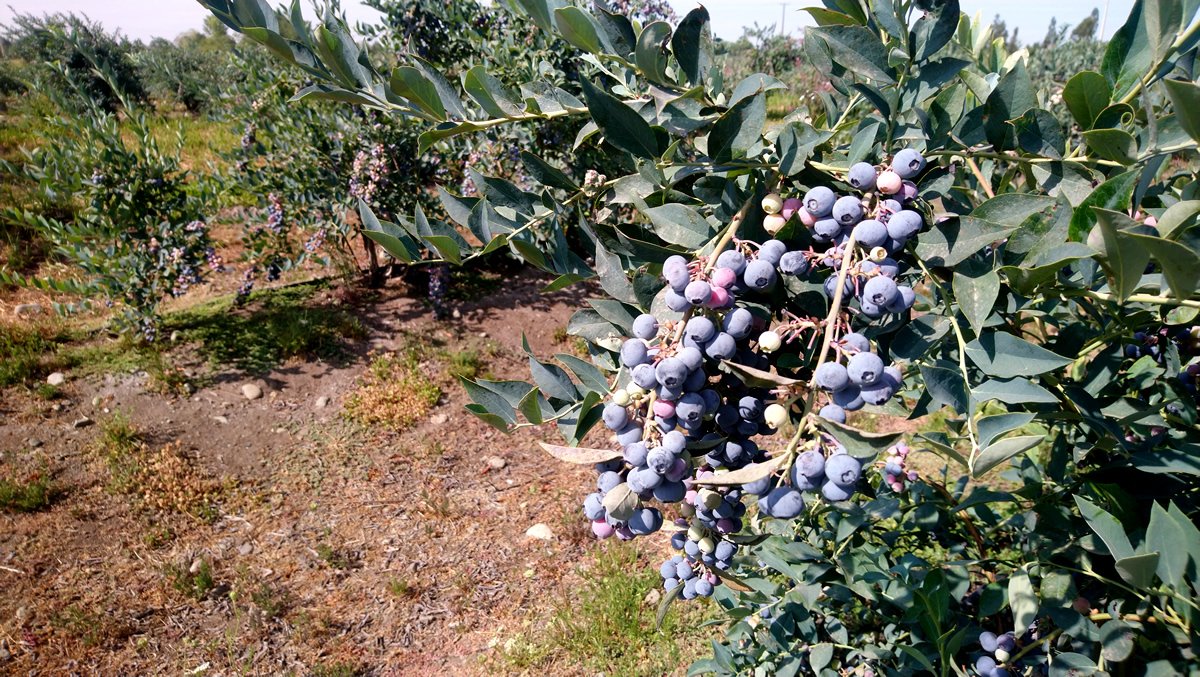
[707,286,731,308]
[781,197,802,220]
[799,209,817,227]
[877,170,902,194]
[653,399,677,418]
[685,489,698,505]
[900,180,918,201]
[592,520,615,539]
[1144,215,1158,227]
[711,267,737,289]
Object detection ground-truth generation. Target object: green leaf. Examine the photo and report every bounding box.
[1115,552,1160,589]
[672,7,714,86]
[692,455,787,486]
[655,578,683,629]
[952,269,999,337]
[1050,653,1097,676]
[1147,502,1186,589]
[1063,71,1113,129]
[1082,128,1138,164]
[809,643,834,672]
[463,66,522,117]
[1154,200,1200,239]
[520,151,577,191]
[1098,619,1136,662]
[390,66,447,120]
[972,435,1044,477]
[911,0,960,61]
[554,353,610,394]
[1126,230,1200,300]
[707,93,766,162]
[776,122,832,176]
[816,420,901,460]
[567,309,623,350]
[984,60,1038,151]
[579,78,660,159]
[807,26,896,84]
[1164,79,1200,143]
[634,21,672,84]
[916,194,1057,266]
[1094,208,1152,301]
[920,364,970,413]
[593,242,638,305]
[1014,108,1066,159]
[977,413,1036,448]
[513,0,566,33]
[644,203,714,248]
[553,6,605,54]
[1074,495,1135,560]
[1102,0,1155,101]
[965,332,1071,379]
[720,361,801,389]
[973,377,1058,404]
[1008,567,1037,635]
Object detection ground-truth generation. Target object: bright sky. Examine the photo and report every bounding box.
[0,0,1136,45]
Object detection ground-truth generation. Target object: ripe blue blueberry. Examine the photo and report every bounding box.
[848,162,877,190]
[779,250,809,276]
[819,403,847,423]
[684,279,712,306]
[603,403,629,430]
[760,486,805,518]
[852,219,888,248]
[685,316,716,344]
[832,195,864,225]
[862,275,900,307]
[886,209,924,240]
[715,249,747,274]
[705,332,737,361]
[620,339,649,367]
[663,255,690,291]
[743,259,777,291]
[758,239,787,266]
[825,454,862,485]
[891,148,927,179]
[632,313,659,340]
[813,217,841,242]
[804,186,836,217]
[841,332,870,353]
[814,362,851,391]
[847,351,885,387]
[655,357,687,388]
[722,307,754,339]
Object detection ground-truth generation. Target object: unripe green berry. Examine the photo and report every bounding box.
[612,388,631,406]
[759,330,782,352]
[764,403,789,428]
[698,536,716,554]
[761,193,783,214]
[764,213,787,234]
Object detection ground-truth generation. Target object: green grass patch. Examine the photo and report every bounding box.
[493,545,713,674]
[0,469,58,512]
[163,282,366,374]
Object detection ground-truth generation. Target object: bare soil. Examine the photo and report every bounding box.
[0,270,672,676]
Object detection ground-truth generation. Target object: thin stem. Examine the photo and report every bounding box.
[914,257,981,459]
[1117,20,1200,106]
[1069,289,1200,310]
[925,149,1124,168]
[965,156,995,199]
[702,173,781,274]
[809,234,859,387]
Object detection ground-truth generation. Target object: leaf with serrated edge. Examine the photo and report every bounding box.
[539,442,623,464]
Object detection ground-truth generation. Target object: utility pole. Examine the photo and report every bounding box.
[780,2,788,36]
[1099,0,1110,40]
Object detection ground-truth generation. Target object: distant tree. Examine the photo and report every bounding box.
[1072,8,1100,40]
[1042,17,1071,47]
[990,14,1021,51]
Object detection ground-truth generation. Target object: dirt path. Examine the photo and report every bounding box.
[0,271,669,676]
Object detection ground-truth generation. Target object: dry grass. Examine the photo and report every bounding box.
[343,351,441,430]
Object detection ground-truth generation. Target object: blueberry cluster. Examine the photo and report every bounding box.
[975,630,1017,677]
[880,440,917,493]
[572,150,932,600]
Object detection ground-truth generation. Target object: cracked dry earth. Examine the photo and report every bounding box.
[0,271,676,676]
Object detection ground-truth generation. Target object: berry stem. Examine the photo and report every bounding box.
[702,173,781,275]
[809,233,859,389]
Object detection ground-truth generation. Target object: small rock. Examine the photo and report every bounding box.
[27,439,42,449]
[91,396,101,407]
[50,403,62,413]
[644,588,662,606]
[0,639,10,661]
[487,456,507,470]
[189,559,204,574]
[315,395,330,409]
[525,523,554,541]
[430,413,448,425]
[46,372,66,387]
[170,330,182,342]
[72,416,93,429]
[451,308,462,319]
[14,303,42,316]
[14,606,30,626]
[237,543,254,556]
[478,332,488,338]
[242,384,263,400]
[212,415,229,424]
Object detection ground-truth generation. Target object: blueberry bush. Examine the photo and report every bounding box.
[203,0,1199,674]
